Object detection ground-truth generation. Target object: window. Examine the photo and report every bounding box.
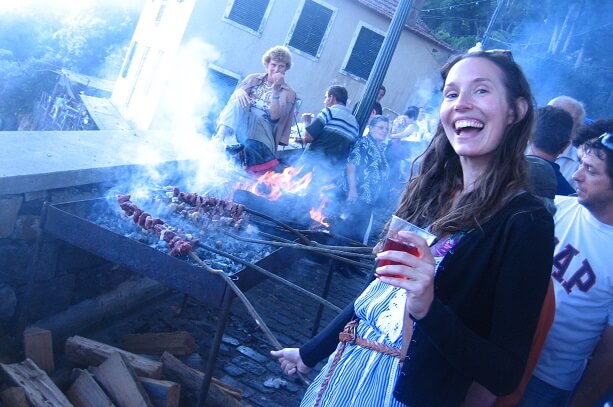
[224,0,272,35]
[155,5,166,23]
[342,24,385,81]
[202,66,240,134]
[121,42,139,79]
[125,46,150,107]
[154,4,166,25]
[287,0,336,60]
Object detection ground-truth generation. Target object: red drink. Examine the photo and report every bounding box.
[378,238,420,279]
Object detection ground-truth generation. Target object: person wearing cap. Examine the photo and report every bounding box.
[518,133,613,407]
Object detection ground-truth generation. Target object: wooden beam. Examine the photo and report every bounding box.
[121,331,197,356]
[0,358,73,407]
[32,278,169,349]
[66,369,116,407]
[65,336,162,379]
[23,326,55,375]
[92,352,153,407]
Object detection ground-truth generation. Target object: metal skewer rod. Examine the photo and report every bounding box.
[223,231,375,260]
[258,230,374,253]
[189,252,311,387]
[243,207,312,246]
[196,243,342,312]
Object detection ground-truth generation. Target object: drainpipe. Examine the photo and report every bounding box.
[354,0,415,134]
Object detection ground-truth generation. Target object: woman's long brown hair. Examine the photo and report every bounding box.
[395,51,536,236]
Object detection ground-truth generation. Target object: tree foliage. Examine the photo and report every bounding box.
[421,0,613,119]
[0,3,141,129]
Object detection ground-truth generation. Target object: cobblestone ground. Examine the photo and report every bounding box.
[88,255,371,407]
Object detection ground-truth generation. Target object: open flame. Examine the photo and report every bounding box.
[309,185,335,227]
[246,166,312,201]
[309,204,329,227]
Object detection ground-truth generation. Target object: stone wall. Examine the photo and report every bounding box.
[0,182,135,338]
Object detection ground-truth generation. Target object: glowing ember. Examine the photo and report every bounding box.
[246,166,313,201]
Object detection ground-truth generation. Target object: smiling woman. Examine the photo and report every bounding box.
[272,50,555,407]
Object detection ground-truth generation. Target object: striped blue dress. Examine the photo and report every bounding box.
[300,232,462,407]
[300,279,408,407]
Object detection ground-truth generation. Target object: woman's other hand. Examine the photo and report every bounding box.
[270,348,311,376]
[375,231,436,320]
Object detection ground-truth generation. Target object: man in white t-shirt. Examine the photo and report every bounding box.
[519,133,613,407]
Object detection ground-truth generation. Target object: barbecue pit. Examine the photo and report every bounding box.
[31,191,302,403]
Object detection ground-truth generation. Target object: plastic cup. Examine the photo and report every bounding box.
[378,215,436,278]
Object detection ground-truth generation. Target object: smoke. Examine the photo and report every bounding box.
[482,3,613,119]
[112,37,248,202]
[0,0,144,15]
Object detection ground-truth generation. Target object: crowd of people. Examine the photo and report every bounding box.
[213,44,612,407]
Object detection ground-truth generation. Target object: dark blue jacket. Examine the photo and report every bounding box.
[300,193,554,406]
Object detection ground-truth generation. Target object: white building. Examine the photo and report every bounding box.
[112,0,453,132]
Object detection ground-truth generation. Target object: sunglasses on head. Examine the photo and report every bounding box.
[468,44,514,61]
[483,49,514,62]
[598,132,613,150]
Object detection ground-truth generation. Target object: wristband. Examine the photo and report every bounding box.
[272,96,280,100]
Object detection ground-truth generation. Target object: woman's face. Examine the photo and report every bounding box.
[266,59,288,77]
[440,57,516,165]
[370,120,389,142]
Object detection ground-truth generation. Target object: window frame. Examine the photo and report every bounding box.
[340,22,386,82]
[223,0,274,37]
[285,0,337,61]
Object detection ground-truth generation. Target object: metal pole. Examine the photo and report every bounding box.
[481,0,506,49]
[354,0,415,133]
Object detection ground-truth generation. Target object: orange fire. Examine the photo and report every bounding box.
[246,166,313,201]
[309,205,330,227]
[309,188,333,227]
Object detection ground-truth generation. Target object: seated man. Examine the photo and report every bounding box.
[296,85,359,186]
[215,45,296,176]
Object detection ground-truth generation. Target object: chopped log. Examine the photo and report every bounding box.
[66,369,116,407]
[65,336,162,378]
[139,377,180,407]
[92,352,153,407]
[160,352,243,407]
[121,331,197,356]
[0,358,73,407]
[0,387,29,407]
[24,326,54,375]
[32,278,169,349]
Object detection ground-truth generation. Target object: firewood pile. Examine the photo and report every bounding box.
[0,328,246,407]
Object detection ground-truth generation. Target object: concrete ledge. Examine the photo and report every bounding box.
[0,130,203,195]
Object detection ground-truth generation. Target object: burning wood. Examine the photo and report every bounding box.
[240,166,313,201]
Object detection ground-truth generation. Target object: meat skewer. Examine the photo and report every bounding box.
[116,194,195,257]
[164,187,247,230]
